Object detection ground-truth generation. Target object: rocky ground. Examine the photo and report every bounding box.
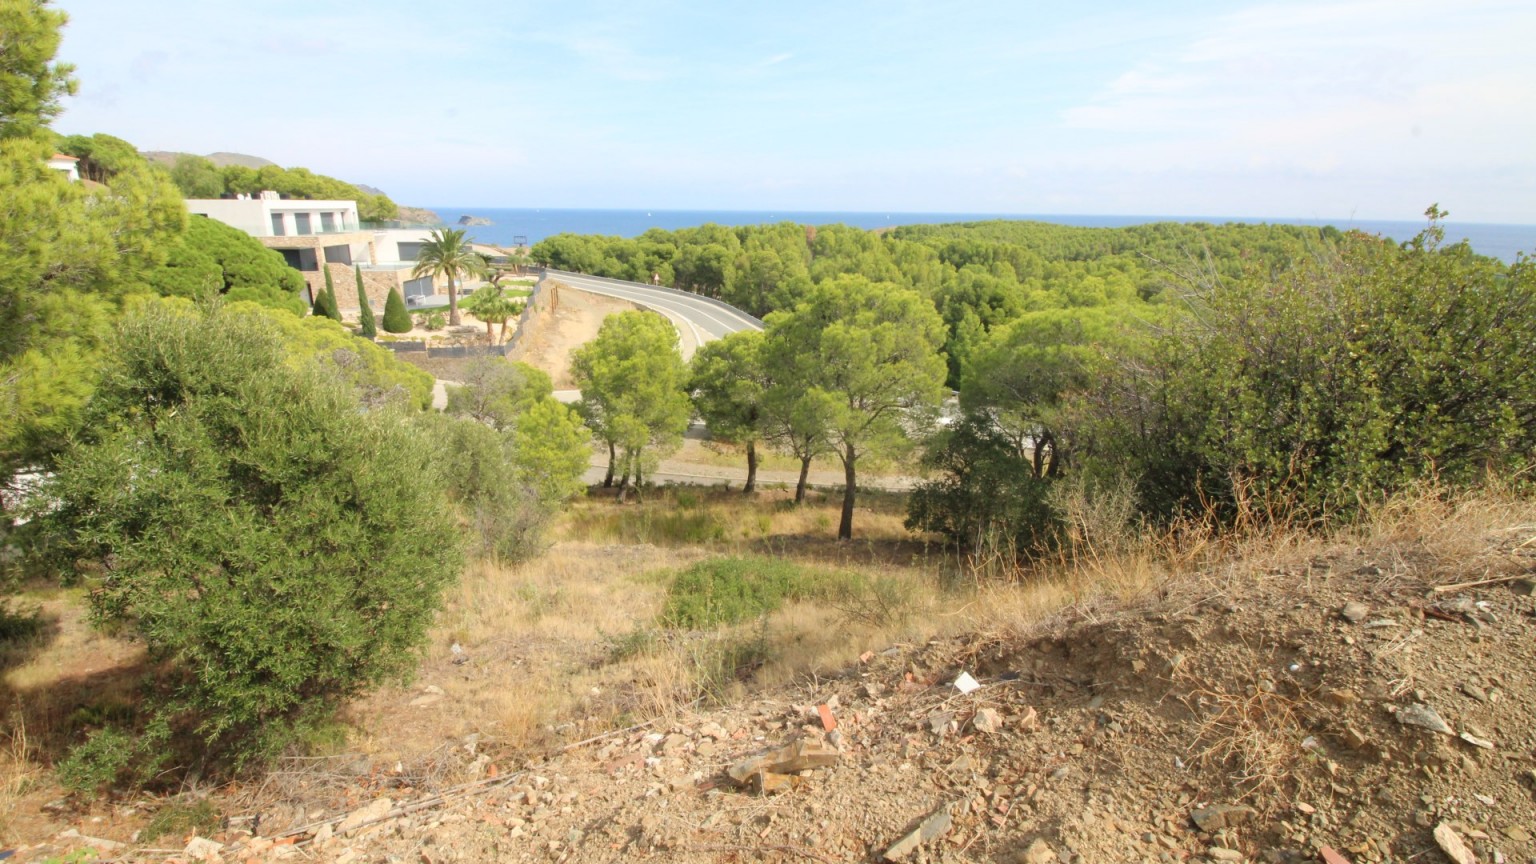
[14,521,1535,864]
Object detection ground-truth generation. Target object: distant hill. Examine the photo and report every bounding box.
[397,206,444,225]
[139,149,428,219]
[142,150,277,170]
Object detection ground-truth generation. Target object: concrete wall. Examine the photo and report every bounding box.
[186,198,361,238]
[503,280,555,362]
[188,199,270,236]
[370,228,436,265]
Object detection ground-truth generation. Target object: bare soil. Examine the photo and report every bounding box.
[10,507,1535,863]
[510,286,639,389]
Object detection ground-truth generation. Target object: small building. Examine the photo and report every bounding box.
[187,193,440,309]
[47,153,80,181]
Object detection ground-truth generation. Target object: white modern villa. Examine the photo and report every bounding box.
[186,192,441,308]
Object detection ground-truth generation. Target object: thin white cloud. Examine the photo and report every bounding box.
[1046,0,1536,218]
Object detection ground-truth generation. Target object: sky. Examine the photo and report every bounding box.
[50,0,1536,222]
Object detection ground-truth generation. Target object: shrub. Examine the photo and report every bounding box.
[159,216,306,315]
[41,299,463,779]
[139,798,220,842]
[382,288,412,333]
[55,726,143,796]
[355,266,376,339]
[660,557,813,629]
[1098,213,1536,521]
[418,310,447,331]
[419,410,586,563]
[906,414,1060,555]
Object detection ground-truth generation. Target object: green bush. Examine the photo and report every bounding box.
[661,557,815,629]
[906,414,1060,554]
[56,726,144,795]
[158,217,305,315]
[140,798,220,842]
[419,409,586,563]
[418,310,447,331]
[382,288,412,333]
[1098,214,1536,521]
[356,267,376,339]
[40,299,463,779]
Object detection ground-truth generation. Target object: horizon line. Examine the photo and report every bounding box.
[416,207,1535,228]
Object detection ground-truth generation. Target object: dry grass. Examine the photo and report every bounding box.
[4,482,1532,835]
[0,712,40,838]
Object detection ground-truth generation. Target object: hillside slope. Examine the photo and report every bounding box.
[11,502,1535,864]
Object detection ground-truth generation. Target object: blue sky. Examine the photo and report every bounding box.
[51,0,1536,222]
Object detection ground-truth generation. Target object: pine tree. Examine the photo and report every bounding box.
[356,266,377,338]
[383,287,412,334]
[321,267,342,321]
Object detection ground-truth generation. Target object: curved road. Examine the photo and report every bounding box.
[539,268,762,361]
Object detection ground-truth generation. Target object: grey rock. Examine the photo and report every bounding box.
[1191,804,1257,832]
[1432,821,1476,864]
[1014,838,1057,864]
[1395,703,1453,734]
[338,797,393,835]
[882,807,952,861]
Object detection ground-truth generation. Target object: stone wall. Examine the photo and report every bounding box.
[503,280,555,362]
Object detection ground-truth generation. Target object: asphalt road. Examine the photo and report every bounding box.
[539,269,763,360]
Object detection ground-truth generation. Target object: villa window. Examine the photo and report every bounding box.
[270,214,284,236]
[294,213,312,234]
[321,212,336,232]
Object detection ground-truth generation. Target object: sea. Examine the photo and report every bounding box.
[424,208,1535,265]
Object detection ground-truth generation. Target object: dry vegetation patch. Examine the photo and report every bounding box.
[6,488,1536,863]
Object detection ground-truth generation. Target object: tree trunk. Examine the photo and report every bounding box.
[617,451,632,503]
[447,275,460,326]
[743,440,758,494]
[795,456,812,504]
[603,441,615,488]
[838,443,857,540]
[500,317,510,343]
[1045,434,1064,478]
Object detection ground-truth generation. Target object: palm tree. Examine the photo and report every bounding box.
[410,228,486,327]
[461,285,524,343]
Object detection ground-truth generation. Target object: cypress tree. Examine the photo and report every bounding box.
[383,287,412,334]
[311,286,327,317]
[356,266,377,338]
[321,267,342,321]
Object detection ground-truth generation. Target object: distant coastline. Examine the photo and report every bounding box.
[421,208,1534,264]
